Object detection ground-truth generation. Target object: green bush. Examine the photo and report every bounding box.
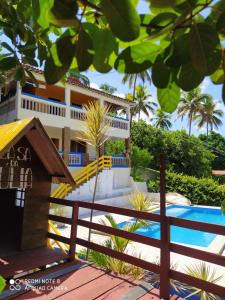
[166,172,225,206]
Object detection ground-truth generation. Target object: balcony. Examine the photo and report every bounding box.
[17,92,129,138]
[59,151,129,168]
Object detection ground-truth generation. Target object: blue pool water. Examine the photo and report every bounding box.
[118,205,225,247]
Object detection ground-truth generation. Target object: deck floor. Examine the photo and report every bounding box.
[0,246,67,279]
[2,262,183,300]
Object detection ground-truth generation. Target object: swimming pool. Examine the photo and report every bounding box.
[118,205,225,247]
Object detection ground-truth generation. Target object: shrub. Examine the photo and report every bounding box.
[131,145,153,179]
[166,172,225,206]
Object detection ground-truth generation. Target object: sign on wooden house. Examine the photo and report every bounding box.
[0,118,74,254]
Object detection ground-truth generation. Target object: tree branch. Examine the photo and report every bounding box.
[79,0,100,11]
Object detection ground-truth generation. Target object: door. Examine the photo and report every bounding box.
[0,189,24,256]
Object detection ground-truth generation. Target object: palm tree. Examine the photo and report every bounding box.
[196,97,224,138]
[132,85,157,121]
[122,71,151,101]
[177,87,208,135]
[99,83,117,94]
[151,108,172,130]
[80,101,110,259]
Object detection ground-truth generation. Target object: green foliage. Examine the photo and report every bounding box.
[0,275,5,293]
[165,172,225,206]
[131,145,153,178]
[105,140,125,155]
[199,131,225,170]
[1,1,225,110]
[131,120,215,177]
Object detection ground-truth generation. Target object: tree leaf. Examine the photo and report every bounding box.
[157,81,180,113]
[100,0,140,42]
[115,41,160,73]
[152,58,171,88]
[176,63,204,91]
[216,11,225,34]
[44,35,75,84]
[93,29,118,73]
[0,276,6,293]
[76,28,93,71]
[210,67,225,85]
[189,23,221,76]
[164,33,189,67]
[32,0,54,29]
[51,0,78,21]
[0,57,17,71]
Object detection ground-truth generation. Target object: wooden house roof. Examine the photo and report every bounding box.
[0,117,75,185]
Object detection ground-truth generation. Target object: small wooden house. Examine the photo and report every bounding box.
[0,117,74,257]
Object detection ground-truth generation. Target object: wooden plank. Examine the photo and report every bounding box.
[47,232,71,245]
[170,243,225,267]
[169,216,225,236]
[77,201,161,222]
[76,238,160,274]
[49,197,74,207]
[170,270,225,298]
[48,214,72,225]
[7,265,113,300]
[78,219,161,248]
[0,247,67,279]
[55,270,129,300]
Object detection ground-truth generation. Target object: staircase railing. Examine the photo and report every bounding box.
[51,155,112,199]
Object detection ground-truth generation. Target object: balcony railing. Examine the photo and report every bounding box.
[21,93,66,117]
[20,93,129,131]
[112,155,129,167]
[59,151,83,167]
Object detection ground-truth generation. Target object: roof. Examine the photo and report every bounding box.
[0,117,75,185]
[211,170,225,175]
[23,64,133,106]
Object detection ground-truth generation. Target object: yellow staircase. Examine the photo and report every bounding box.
[51,155,112,199]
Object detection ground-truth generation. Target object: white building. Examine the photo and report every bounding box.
[0,66,133,202]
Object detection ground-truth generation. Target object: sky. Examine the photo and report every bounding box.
[1,0,225,137]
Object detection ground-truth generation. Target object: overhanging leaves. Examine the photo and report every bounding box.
[189,23,221,76]
[157,81,180,113]
[93,29,118,73]
[76,28,93,71]
[100,0,140,41]
[176,63,204,91]
[44,35,75,84]
[115,41,160,73]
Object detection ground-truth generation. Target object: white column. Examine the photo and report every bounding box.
[65,85,71,119]
[15,82,22,120]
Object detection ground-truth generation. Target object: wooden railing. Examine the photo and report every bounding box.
[48,197,225,299]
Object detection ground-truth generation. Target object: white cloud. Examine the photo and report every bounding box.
[114,92,125,98]
[90,82,100,90]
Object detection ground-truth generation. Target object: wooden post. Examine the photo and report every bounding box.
[159,154,170,299]
[70,201,79,261]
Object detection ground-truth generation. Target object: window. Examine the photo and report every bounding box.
[15,189,25,207]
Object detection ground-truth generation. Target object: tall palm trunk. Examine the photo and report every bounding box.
[86,151,99,259]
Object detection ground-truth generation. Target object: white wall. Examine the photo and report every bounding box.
[112,168,131,188]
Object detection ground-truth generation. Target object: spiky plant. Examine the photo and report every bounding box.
[148,259,185,294]
[80,101,110,259]
[128,192,152,212]
[182,262,223,300]
[89,214,144,278]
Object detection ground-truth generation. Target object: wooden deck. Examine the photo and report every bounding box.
[0,247,67,279]
[1,262,184,300]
